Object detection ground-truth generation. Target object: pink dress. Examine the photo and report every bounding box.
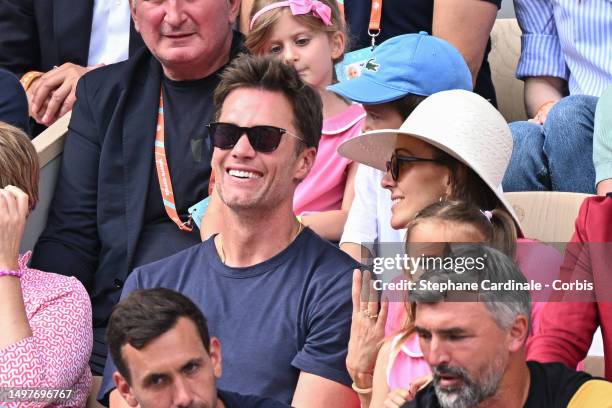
[387,333,431,391]
[293,103,366,215]
[384,239,564,390]
[0,252,93,407]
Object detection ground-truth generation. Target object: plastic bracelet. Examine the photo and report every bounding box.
[0,269,23,278]
[351,382,373,394]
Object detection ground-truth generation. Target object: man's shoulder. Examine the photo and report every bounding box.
[300,228,361,272]
[526,361,604,407]
[78,48,155,96]
[218,389,290,408]
[130,241,211,288]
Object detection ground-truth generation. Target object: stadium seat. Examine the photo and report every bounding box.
[489,18,526,122]
[505,191,605,378]
[20,112,70,253]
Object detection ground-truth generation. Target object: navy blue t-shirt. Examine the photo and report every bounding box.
[100,228,359,404]
[218,389,290,407]
[344,0,502,105]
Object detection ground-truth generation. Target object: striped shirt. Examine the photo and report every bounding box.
[514,0,612,97]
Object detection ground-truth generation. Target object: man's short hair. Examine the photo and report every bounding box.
[106,288,211,383]
[410,244,532,331]
[214,54,323,151]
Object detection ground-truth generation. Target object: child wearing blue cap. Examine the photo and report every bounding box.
[332,32,472,408]
[330,32,473,263]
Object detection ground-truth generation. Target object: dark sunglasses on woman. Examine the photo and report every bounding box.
[386,152,443,181]
[207,122,307,153]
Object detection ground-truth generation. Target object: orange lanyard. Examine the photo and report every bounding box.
[368,0,382,31]
[338,0,383,47]
[368,0,382,47]
[154,90,193,232]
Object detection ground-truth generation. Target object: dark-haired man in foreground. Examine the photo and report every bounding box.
[402,245,612,408]
[108,288,289,408]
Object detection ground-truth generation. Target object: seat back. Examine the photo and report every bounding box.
[504,191,593,242]
[489,18,526,122]
[20,112,70,253]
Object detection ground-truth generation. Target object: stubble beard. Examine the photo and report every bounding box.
[433,355,505,408]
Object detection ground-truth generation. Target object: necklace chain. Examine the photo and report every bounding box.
[218,221,303,265]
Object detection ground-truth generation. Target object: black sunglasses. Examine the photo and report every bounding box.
[386,152,442,181]
[207,122,306,153]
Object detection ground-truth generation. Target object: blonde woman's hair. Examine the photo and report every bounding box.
[246,0,346,63]
[395,200,518,346]
[0,122,39,212]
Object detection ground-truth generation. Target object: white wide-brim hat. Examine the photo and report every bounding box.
[338,89,523,234]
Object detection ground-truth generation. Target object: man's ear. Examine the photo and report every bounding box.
[209,337,223,378]
[294,146,317,183]
[507,314,529,352]
[130,1,141,33]
[227,0,241,26]
[113,371,140,407]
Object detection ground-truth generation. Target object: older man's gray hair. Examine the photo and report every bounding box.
[410,244,532,331]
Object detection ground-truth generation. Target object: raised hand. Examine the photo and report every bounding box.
[27,62,104,126]
[0,186,29,271]
[347,269,389,389]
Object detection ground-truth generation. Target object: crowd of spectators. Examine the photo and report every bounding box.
[0,0,611,407]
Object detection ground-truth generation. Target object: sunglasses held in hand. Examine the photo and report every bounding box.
[207,122,307,153]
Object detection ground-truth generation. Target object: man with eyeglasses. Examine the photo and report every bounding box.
[99,54,361,408]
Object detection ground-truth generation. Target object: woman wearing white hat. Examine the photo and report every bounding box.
[341,89,562,406]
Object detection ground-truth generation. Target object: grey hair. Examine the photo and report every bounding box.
[410,244,531,331]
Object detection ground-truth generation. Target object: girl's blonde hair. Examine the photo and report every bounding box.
[0,122,39,212]
[405,200,518,258]
[396,200,518,346]
[246,0,346,63]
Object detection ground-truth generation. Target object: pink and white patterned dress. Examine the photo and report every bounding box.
[0,252,93,407]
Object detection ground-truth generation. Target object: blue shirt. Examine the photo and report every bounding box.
[515,0,612,96]
[100,228,358,404]
[218,389,290,407]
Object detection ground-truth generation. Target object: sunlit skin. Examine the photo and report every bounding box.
[212,88,315,215]
[131,0,239,80]
[262,9,344,90]
[406,220,487,279]
[414,302,530,408]
[114,317,224,408]
[381,137,452,230]
[362,103,405,132]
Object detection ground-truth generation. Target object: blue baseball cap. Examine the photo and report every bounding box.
[328,32,473,104]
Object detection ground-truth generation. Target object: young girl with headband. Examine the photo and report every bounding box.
[247,0,365,241]
[369,200,520,407]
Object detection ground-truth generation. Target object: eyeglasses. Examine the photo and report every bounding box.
[207,122,306,153]
[386,152,442,181]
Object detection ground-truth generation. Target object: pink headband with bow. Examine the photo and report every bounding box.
[250,0,333,30]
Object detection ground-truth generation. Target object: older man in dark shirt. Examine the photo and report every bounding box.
[32,0,242,375]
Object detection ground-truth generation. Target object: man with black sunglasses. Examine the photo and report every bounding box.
[100,55,361,408]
